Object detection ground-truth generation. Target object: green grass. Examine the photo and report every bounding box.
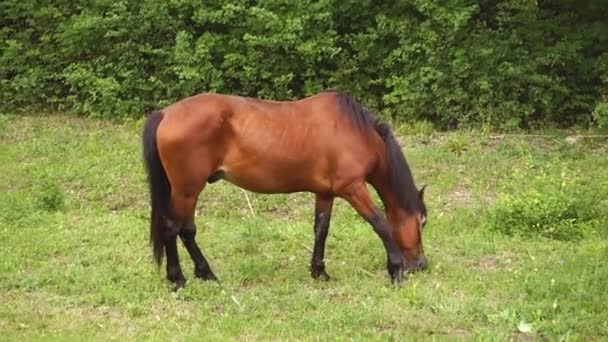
[0,114,607,340]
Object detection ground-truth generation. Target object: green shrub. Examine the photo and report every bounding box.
[1,0,607,128]
[592,101,608,128]
[396,120,435,137]
[34,177,65,212]
[483,166,603,241]
[442,134,469,155]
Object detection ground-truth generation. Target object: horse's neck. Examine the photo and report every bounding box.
[368,168,406,223]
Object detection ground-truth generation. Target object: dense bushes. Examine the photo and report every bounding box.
[1,0,607,128]
[483,163,607,241]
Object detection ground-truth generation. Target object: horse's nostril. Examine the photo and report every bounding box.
[418,258,428,270]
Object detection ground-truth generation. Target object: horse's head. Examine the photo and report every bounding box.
[391,186,428,273]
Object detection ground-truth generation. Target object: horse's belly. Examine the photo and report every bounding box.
[218,127,335,193]
[220,162,329,194]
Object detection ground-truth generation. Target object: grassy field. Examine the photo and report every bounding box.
[0,113,607,340]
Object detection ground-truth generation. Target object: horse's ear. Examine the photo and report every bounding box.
[418,185,426,200]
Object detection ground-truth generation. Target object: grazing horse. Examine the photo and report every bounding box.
[142,90,428,290]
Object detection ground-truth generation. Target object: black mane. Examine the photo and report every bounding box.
[329,90,426,215]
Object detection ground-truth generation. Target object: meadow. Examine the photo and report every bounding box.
[0,113,607,340]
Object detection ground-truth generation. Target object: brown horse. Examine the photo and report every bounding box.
[142,90,427,290]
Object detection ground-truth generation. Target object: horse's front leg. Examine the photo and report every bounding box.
[340,182,405,284]
[310,194,334,281]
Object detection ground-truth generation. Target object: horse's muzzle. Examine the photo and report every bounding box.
[407,256,428,273]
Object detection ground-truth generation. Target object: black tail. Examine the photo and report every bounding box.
[142,111,170,266]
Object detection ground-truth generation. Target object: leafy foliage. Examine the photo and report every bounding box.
[1,0,607,128]
[34,176,65,212]
[483,163,606,240]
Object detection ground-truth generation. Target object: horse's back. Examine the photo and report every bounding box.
[222,92,381,193]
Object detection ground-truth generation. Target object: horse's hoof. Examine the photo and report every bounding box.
[390,267,406,287]
[311,268,332,281]
[391,277,404,288]
[195,268,218,281]
[316,271,331,281]
[171,278,187,291]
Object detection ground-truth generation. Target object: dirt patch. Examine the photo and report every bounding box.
[451,188,473,205]
[480,256,499,273]
[478,252,517,274]
[510,332,537,341]
[486,135,505,150]
[448,327,471,338]
[451,288,465,299]
[439,187,474,209]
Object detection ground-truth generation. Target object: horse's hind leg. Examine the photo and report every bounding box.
[166,156,218,286]
[180,218,217,281]
[159,131,219,288]
[163,217,186,290]
[167,187,216,289]
[163,192,198,290]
